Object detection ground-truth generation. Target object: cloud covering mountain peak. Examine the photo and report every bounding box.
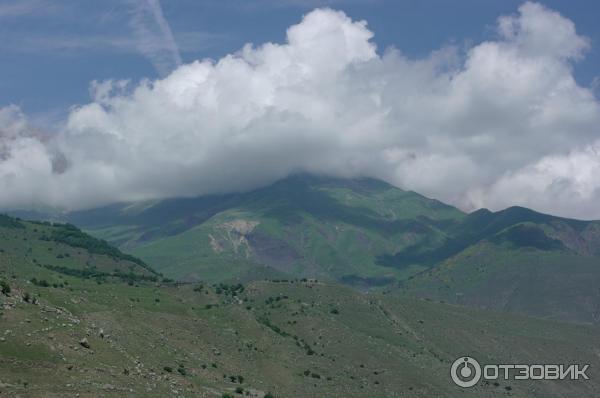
[1,3,600,219]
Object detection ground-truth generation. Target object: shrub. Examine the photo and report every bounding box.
[215,283,244,296]
[258,317,289,337]
[226,374,243,383]
[0,280,10,295]
[0,214,24,229]
[41,264,157,284]
[163,366,173,373]
[30,278,50,287]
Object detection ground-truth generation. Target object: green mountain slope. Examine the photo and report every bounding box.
[66,175,465,284]
[2,215,600,397]
[0,215,159,284]
[52,174,600,325]
[395,207,600,323]
[379,206,597,267]
[397,239,600,324]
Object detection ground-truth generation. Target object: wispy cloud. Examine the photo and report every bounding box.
[0,0,219,72]
[128,0,182,76]
[0,0,57,18]
[202,0,380,12]
[0,31,222,56]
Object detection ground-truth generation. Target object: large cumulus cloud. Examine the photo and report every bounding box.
[1,2,600,219]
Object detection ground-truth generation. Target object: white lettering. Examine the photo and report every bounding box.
[530,365,544,380]
[573,365,590,380]
[514,365,529,380]
[545,365,560,380]
[484,365,498,379]
[498,364,514,379]
[560,364,575,379]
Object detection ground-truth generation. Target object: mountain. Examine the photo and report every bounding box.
[396,207,600,323]
[2,214,600,397]
[13,174,600,324]
[65,174,465,284]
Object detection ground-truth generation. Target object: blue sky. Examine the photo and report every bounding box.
[1,0,598,125]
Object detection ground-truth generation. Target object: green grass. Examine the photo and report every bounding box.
[397,240,600,324]
[3,215,600,396]
[14,176,599,297]
[68,175,463,285]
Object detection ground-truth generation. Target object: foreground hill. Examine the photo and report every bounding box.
[1,215,600,397]
[0,214,158,284]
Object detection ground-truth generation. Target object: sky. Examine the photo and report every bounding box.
[1,0,600,219]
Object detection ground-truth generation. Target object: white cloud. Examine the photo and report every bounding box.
[1,2,600,219]
[464,144,600,218]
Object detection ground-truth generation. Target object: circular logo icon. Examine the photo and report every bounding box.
[451,356,482,388]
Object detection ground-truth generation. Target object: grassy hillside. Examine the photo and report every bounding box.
[0,215,158,284]
[12,175,600,326]
[378,206,599,268]
[397,240,600,324]
[2,215,600,397]
[396,211,600,324]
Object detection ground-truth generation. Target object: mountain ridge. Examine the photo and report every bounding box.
[7,174,600,282]
[6,174,600,324]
